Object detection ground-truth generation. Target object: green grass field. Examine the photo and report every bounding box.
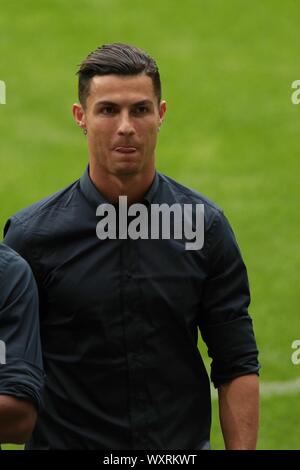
[1,0,300,450]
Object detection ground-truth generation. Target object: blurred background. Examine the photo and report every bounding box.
[0,0,300,450]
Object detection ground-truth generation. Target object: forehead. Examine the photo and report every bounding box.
[87,74,156,106]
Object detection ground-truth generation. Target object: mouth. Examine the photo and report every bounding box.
[114,146,137,154]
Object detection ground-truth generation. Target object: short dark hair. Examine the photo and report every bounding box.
[77,43,162,108]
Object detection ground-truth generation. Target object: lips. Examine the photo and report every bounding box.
[114,146,137,153]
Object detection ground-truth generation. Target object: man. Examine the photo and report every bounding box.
[4,43,260,450]
[0,243,44,445]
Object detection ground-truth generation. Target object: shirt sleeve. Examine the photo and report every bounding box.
[198,211,260,388]
[0,245,44,410]
[3,216,28,261]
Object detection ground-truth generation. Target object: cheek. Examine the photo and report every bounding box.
[140,121,158,140]
[147,125,159,143]
[91,121,114,142]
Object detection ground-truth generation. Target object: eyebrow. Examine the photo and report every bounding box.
[94,99,153,107]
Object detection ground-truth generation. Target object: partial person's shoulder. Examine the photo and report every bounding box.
[0,243,33,288]
[0,243,28,272]
[158,172,223,215]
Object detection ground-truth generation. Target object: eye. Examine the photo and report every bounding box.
[101,106,116,115]
[134,105,149,114]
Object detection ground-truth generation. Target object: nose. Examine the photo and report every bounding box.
[117,111,135,136]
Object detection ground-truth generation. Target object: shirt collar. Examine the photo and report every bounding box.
[79,166,108,206]
[143,171,160,205]
[79,166,160,207]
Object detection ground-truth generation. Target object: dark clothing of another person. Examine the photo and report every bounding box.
[0,244,44,412]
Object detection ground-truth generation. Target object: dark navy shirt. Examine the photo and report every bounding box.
[3,167,259,450]
[0,244,44,411]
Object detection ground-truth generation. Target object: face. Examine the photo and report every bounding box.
[73,74,166,178]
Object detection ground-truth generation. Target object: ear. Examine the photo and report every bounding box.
[72,103,86,129]
[158,100,167,125]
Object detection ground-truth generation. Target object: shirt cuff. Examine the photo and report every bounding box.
[201,315,260,388]
[0,358,45,410]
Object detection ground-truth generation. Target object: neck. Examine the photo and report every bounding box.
[89,164,156,206]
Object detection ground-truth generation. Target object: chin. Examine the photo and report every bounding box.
[114,168,139,176]
[113,166,141,177]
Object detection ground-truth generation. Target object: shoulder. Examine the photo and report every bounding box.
[3,179,81,266]
[158,172,223,214]
[3,179,81,247]
[7,179,80,228]
[157,173,240,250]
[157,172,224,232]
